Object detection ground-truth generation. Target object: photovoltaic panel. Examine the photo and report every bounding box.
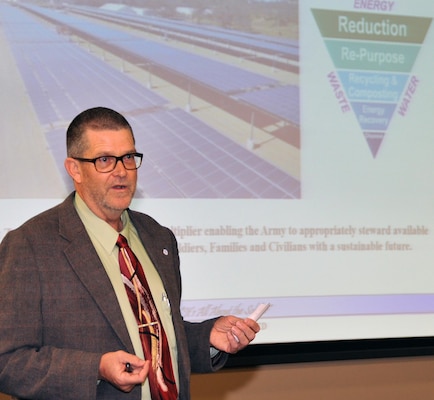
[4,28,168,126]
[131,109,299,198]
[236,85,300,125]
[73,5,298,60]
[25,5,281,95]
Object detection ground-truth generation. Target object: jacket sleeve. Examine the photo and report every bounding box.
[183,318,228,373]
[0,228,102,399]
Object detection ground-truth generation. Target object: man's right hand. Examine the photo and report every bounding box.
[99,350,150,392]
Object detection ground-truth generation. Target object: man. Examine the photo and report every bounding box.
[0,107,260,399]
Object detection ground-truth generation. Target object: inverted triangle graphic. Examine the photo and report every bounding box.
[312,9,432,157]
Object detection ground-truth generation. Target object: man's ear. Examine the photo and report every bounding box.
[64,157,82,183]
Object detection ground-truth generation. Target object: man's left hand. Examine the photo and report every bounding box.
[210,316,260,354]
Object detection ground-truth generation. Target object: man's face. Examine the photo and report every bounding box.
[74,128,138,226]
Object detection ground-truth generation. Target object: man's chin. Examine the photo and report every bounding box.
[106,196,133,212]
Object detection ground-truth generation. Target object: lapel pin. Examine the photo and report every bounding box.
[162,248,169,255]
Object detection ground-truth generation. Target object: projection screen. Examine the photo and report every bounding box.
[1,0,434,354]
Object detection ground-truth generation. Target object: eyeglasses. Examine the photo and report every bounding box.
[73,152,143,173]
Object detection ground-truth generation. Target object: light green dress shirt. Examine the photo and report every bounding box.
[74,194,179,399]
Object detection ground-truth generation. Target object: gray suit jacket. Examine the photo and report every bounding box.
[0,193,227,399]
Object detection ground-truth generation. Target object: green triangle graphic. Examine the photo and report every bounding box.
[312,9,432,157]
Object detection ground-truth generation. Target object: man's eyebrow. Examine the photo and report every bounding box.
[93,150,137,157]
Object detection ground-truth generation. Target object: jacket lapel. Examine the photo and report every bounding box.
[58,195,134,352]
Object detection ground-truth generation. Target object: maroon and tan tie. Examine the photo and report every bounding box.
[117,234,178,400]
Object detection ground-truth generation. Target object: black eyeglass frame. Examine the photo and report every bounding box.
[73,152,143,173]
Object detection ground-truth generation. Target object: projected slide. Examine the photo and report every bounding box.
[1,1,434,346]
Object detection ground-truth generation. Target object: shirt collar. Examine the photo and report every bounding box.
[74,192,131,254]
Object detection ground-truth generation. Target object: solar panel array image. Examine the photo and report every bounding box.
[1,4,300,199]
[26,5,300,136]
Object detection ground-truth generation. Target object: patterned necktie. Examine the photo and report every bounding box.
[116,234,178,400]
